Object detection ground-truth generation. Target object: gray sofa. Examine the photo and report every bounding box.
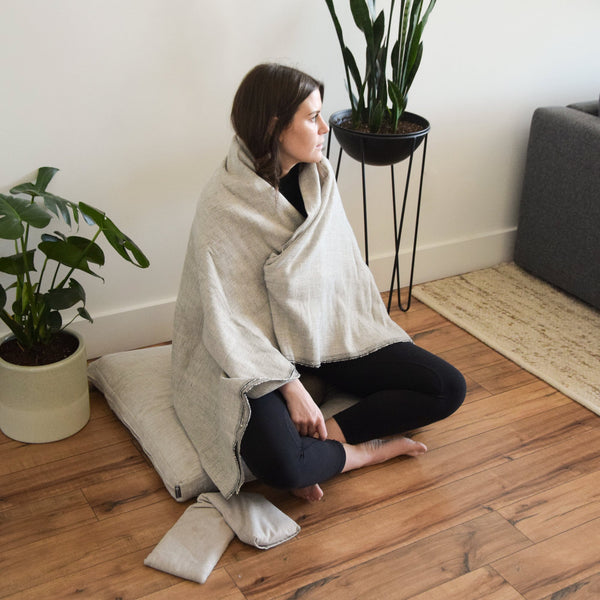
[514,98,600,310]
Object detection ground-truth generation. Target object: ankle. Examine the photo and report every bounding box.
[325,417,347,444]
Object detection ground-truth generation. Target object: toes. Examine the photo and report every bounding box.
[412,440,428,454]
[406,440,428,456]
[291,484,324,502]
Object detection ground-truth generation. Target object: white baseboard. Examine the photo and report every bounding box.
[69,299,176,359]
[0,299,175,360]
[1,228,517,358]
[369,227,517,291]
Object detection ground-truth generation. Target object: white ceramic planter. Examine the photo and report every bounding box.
[0,330,90,443]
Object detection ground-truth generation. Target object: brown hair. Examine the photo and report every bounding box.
[231,63,324,187]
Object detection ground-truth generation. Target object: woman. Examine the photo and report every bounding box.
[172,63,465,502]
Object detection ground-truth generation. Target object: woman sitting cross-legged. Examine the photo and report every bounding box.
[172,63,466,502]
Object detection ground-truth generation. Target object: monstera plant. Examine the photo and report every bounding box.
[0,166,149,366]
[324,0,436,134]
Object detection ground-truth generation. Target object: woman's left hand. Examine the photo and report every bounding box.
[280,379,328,440]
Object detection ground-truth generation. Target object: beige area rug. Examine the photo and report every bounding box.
[413,262,600,415]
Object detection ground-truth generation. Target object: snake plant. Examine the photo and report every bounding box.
[324,0,436,133]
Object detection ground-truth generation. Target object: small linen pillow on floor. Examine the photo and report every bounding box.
[144,492,300,584]
[144,498,234,584]
[87,344,359,502]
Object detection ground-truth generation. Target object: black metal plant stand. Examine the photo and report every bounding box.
[327,128,428,312]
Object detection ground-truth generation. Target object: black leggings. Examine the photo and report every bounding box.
[240,342,466,489]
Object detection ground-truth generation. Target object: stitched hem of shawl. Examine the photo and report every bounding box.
[228,368,299,498]
[228,391,250,499]
[287,337,413,369]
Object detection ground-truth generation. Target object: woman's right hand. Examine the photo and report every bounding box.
[280,379,328,440]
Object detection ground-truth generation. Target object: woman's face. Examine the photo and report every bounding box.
[278,89,329,177]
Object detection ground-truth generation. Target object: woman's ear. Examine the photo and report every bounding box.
[266,116,279,140]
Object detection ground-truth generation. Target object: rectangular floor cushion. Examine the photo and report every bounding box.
[87,344,358,501]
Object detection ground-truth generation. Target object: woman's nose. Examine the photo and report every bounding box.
[318,114,329,134]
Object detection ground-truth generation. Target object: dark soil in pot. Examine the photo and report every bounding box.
[329,109,430,166]
[0,331,79,367]
[336,114,425,135]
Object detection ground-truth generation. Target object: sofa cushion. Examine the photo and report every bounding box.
[567,98,599,116]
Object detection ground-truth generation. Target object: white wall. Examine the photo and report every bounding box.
[1,0,598,357]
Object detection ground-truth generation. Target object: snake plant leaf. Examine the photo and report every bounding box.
[325,0,361,121]
[324,0,344,43]
[422,0,437,27]
[369,101,385,132]
[397,0,411,73]
[0,250,37,276]
[350,0,373,35]
[343,46,363,103]
[45,278,86,310]
[388,79,407,128]
[0,194,52,239]
[343,77,359,115]
[405,43,423,93]
[406,7,423,63]
[351,0,375,58]
[376,45,388,104]
[409,0,423,24]
[404,0,434,90]
[373,10,386,51]
[388,79,402,108]
[325,0,435,132]
[390,38,400,80]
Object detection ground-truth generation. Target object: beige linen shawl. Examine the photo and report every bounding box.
[172,137,410,498]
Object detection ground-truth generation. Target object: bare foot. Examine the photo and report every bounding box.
[291,483,324,502]
[342,436,427,473]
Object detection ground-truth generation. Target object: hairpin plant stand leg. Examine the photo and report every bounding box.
[327,131,428,313]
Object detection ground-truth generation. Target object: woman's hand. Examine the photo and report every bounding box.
[280,379,328,440]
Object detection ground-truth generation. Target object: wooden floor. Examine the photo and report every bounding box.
[1,295,600,599]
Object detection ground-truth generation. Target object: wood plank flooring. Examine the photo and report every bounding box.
[1,295,599,599]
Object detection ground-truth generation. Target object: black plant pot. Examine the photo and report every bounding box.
[329,109,430,166]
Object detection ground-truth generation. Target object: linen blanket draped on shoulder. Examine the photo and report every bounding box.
[172,137,410,498]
